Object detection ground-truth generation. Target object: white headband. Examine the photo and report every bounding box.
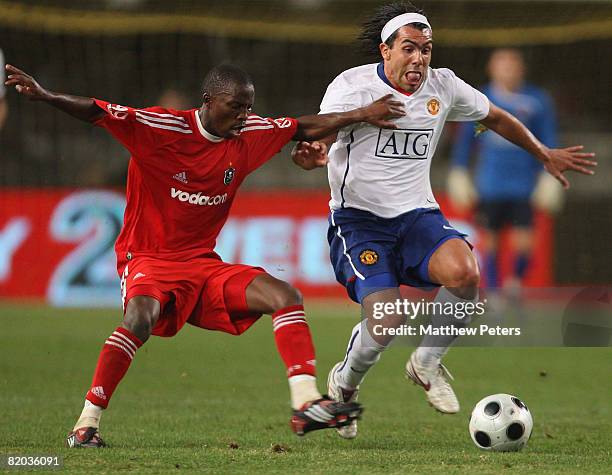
[381,13,432,43]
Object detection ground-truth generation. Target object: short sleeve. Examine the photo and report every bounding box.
[320,74,369,114]
[93,99,188,158]
[0,49,6,99]
[92,99,139,153]
[447,72,490,122]
[243,116,299,173]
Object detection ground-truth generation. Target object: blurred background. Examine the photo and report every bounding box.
[0,0,610,306]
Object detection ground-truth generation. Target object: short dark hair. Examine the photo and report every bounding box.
[358,2,428,57]
[201,64,253,96]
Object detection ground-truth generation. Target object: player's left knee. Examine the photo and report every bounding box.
[458,265,480,289]
[446,262,480,295]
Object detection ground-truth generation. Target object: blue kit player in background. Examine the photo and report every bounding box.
[448,48,562,290]
[292,1,596,440]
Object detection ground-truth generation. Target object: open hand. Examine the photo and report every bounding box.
[292,141,329,170]
[543,145,596,189]
[4,64,50,101]
[362,94,405,129]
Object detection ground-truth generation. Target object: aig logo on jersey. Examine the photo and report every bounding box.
[375,128,433,160]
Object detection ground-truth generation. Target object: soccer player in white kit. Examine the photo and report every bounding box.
[292,1,596,439]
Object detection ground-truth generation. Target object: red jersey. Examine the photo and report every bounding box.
[93,99,298,261]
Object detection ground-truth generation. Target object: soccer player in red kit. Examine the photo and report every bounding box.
[6,63,404,447]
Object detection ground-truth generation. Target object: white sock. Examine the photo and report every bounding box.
[73,399,103,431]
[288,374,321,410]
[337,321,386,390]
[416,287,477,368]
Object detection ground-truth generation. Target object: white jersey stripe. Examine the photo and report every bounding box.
[135,117,193,134]
[120,264,129,312]
[112,331,138,352]
[240,125,274,133]
[331,211,365,280]
[135,109,187,120]
[135,112,190,128]
[244,118,271,125]
[105,340,134,360]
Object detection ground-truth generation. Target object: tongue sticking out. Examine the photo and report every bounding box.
[406,72,421,83]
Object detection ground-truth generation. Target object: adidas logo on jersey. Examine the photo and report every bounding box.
[170,188,228,206]
[173,171,188,184]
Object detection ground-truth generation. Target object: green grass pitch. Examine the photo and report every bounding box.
[1,302,610,474]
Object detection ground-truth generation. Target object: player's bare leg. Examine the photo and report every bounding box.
[407,238,479,413]
[329,287,405,438]
[67,296,159,448]
[245,274,362,435]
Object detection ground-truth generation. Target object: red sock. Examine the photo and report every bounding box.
[272,305,316,378]
[85,327,143,409]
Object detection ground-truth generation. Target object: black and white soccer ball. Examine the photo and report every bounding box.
[469,394,533,452]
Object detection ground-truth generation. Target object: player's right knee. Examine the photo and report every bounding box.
[123,296,160,342]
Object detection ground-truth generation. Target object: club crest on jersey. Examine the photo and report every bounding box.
[223,167,236,185]
[107,104,129,120]
[359,249,378,265]
[375,128,433,160]
[427,98,440,115]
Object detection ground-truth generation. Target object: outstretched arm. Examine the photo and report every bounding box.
[4,64,103,123]
[293,94,404,142]
[480,103,596,188]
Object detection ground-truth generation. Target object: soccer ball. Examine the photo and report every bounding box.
[469,394,533,452]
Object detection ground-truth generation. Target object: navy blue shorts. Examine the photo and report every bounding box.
[328,207,468,303]
[478,199,533,231]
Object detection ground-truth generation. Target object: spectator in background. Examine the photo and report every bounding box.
[448,48,563,291]
[0,48,7,130]
[157,87,190,110]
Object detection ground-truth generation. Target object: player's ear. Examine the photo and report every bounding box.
[202,92,212,108]
[379,42,391,61]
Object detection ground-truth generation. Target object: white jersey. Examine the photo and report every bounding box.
[320,63,489,218]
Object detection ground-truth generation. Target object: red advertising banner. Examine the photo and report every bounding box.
[0,189,552,306]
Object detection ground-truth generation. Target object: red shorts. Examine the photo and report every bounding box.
[118,254,266,337]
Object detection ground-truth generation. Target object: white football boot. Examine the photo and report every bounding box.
[405,351,460,414]
[327,362,359,439]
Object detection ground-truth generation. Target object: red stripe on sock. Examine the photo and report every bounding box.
[85,327,143,409]
[272,305,316,378]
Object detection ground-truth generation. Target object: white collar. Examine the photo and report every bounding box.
[194,109,224,142]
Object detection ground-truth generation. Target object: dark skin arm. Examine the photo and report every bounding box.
[7,63,406,140]
[480,103,596,189]
[5,64,103,122]
[293,94,404,142]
